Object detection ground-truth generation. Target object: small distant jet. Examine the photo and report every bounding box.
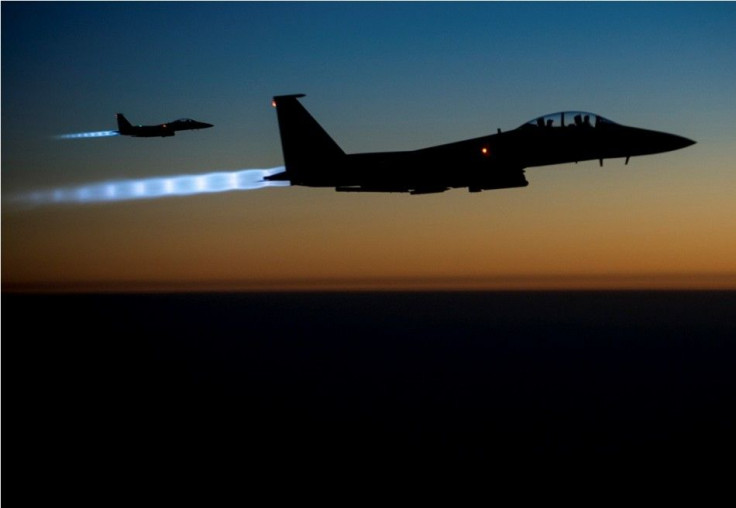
[267,94,695,194]
[115,113,213,137]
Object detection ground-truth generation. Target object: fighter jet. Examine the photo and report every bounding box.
[115,113,213,137]
[266,94,695,194]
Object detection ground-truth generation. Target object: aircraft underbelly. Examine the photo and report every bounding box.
[295,153,490,191]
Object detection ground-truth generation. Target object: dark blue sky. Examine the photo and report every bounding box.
[3,2,736,290]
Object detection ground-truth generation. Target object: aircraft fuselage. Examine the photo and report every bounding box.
[115,114,213,138]
[267,95,695,194]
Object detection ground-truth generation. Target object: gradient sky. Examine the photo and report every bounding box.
[3,1,736,291]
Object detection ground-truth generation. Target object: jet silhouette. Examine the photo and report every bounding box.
[267,94,695,194]
[115,114,213,137]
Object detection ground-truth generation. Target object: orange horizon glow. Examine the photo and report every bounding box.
[5,272,736,293]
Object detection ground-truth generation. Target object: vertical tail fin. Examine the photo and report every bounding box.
[116,113,132,134]
[272,94,344,184]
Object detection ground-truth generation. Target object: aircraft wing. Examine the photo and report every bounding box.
[468,166,528,193]
[333,163,528,194]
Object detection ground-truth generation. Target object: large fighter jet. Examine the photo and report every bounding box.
[267,94,694,194]
[115,113,213,137]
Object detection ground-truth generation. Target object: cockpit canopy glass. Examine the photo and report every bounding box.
[522,111,617,129]
[174,118,195,123]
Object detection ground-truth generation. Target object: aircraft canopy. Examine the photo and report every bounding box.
[522,111,617,129]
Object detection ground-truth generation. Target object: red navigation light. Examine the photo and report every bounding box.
[481,147,490,156]
[272,100,277,108]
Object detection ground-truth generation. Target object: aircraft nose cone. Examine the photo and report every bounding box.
[678,136,696,148]
[670,135,695,150]
[202,122,214,129]
[659,132,696,152]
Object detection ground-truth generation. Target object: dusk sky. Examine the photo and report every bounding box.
[3,1,735,291]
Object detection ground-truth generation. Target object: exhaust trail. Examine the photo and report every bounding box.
[55,130,121,139]
[11,166,289,207]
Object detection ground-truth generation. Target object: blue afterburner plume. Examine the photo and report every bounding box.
[55,130,121,139]
[11,167,289,207]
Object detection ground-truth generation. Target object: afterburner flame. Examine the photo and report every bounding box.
[55,130,121,139]
[11,166,289,207]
